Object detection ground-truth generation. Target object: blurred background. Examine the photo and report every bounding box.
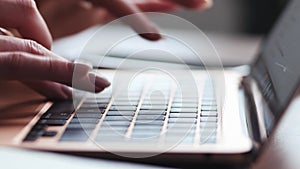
[174,0,288,35]
[51,0,291,66]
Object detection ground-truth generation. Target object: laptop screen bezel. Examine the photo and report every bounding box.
[250,0,300,133]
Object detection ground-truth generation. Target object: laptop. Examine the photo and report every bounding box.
[1,0,300,167]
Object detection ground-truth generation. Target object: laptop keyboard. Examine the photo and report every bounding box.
[24,76,219,145]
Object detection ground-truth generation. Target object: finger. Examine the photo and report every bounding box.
[136,1,179,12]
[37,0,110,39]
[0,0,52,49]
[165,0,211,9]
[0,52,110,92]
[23,81,72,100]
[0,36,56,58]
[89,0,162,41]
[49,7,109,39]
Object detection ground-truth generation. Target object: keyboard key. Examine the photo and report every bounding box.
[106,111,135,116]
[201,105,217,111]
[172,100,198,104]
[201,99,217,104]
[202,92,215,97]
[139,108,167,112]
[63,127,94,132]
[135,121,164,126]
[113,98,139,103]
[24,132,43,141]
[143,100,168,105]
[200,123,218,128]
[70,117,99,124]
[169,113,197,118]
[67,123,97,129]
[42,131,57,137]
[102,121,131,127]
[200,117,218,122]
[133,125,162,131]
[41,111,72,120]
[136,115,165,121]
[98,126,128,134]
[74,113,102,118]
[167,129,196,136]
[23,125,47,141]
[168,118,196,124]
[32,124,47,130]
[38,119,66,126]
[117,92,140,97]
[94,94,112,98]
[141,102,167,106]
[201,111,218,117]
[167,123,195,130]
[109,106,136,111]
[200,128,218,134]
[201,101,217,106]
[104,116,133,121]
[80,103,107,109]
[170,108,198,113]
[111,102,137,106]
[171,103,198,108]
[85,99,110,104]
[77,108,105,114]
[138,110,166,115]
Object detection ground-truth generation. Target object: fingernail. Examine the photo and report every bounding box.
[61,86,73,99]
[88,72,111,89]
[141,24,162,41]
[140,33,162,41]
[0,27,14,37]
[202,0,213,9]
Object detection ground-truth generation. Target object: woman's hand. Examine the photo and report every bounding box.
[0,0,110,100]
[36,0,212,40]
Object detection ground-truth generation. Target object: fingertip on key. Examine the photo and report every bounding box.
[139,23,162,41]
[139,33,162,41]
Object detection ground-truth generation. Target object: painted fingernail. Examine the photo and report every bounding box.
[88,72,111,89]
[140,33,162,41]
[141,24,162,41]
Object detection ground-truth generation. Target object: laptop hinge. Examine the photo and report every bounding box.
[240,76,267,145]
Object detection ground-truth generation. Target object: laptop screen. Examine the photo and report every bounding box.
[252,0,300,122]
